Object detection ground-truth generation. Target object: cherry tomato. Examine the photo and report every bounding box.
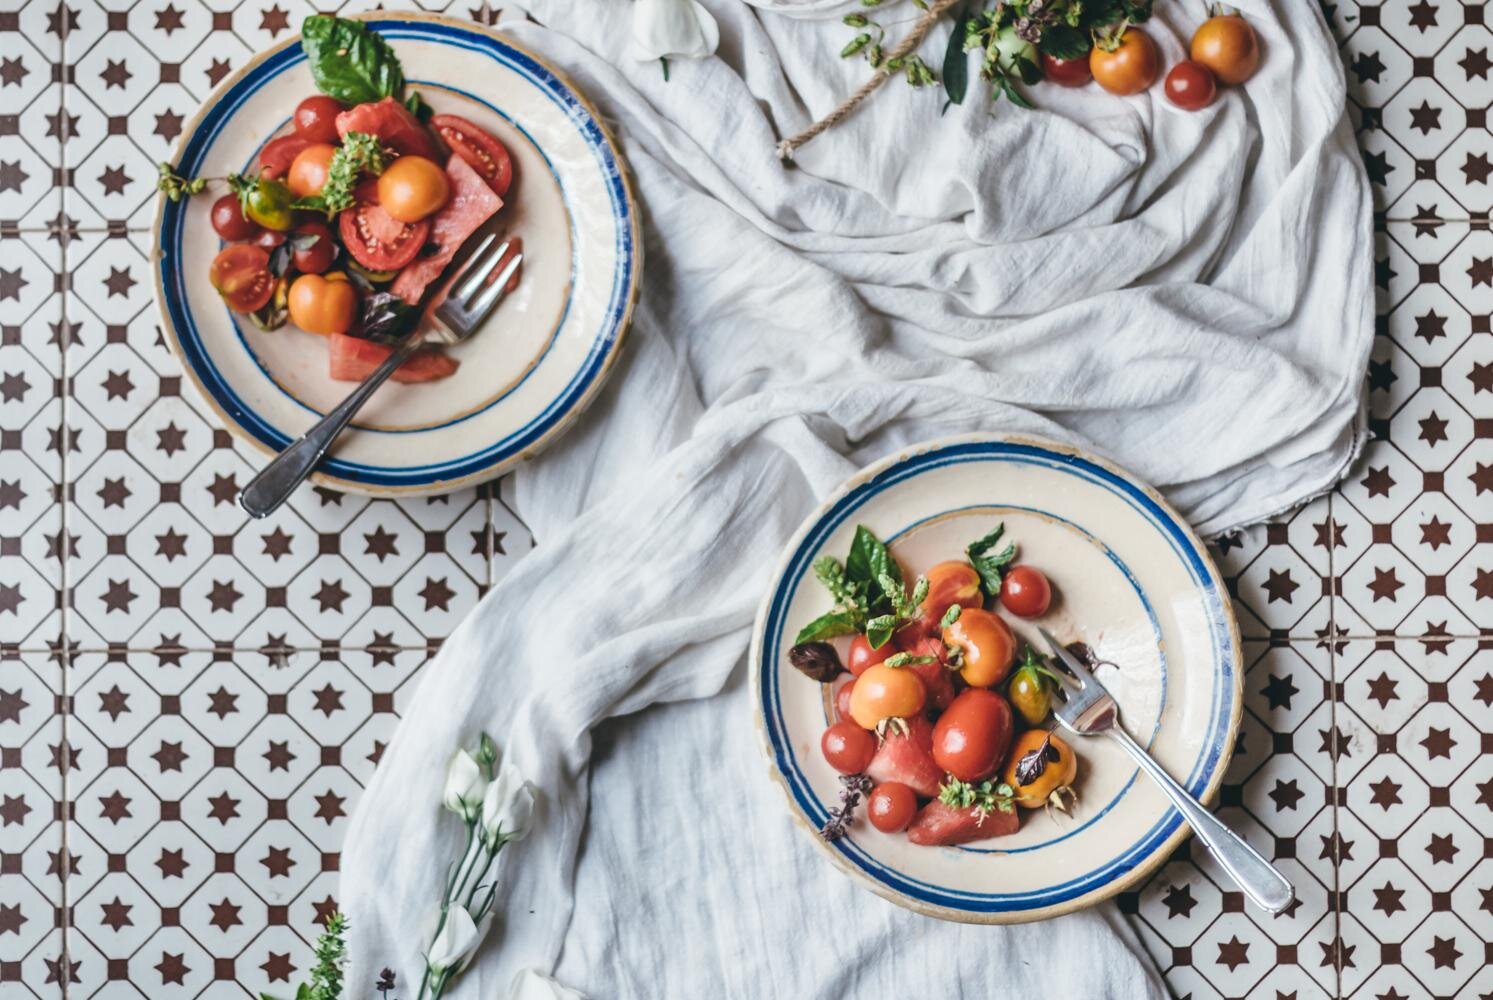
[1003,730,1078,809]
[821,721,877,774]
[376,155,450,223]
[932,688,1014,783]
[1042,52,1093,87]
[834,678,855,722]
[293,95,345,144]
[943,607,1017,688]
[339,185,430,271]
[999,566,1052,618]
[254,228,287,251]
[1190,14,1259,85]
[210,193,260,241]
[1165,60,1218,110]
[430,114,513,196]
[849,664,926,730]
[287,142,338,199]
[290,220,336,274]
[847,634,895,677]
[209,244,275,313]
[287,272,358,335]
[896,560,982,645]
[240,178,294,232]
[1090,28,1159,96]
[867,783,918,833]
[1007,661,1052,726]
[256,135,314,180]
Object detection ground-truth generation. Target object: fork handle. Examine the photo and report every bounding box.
[1107,726,1295,914]
[239,335,424,518]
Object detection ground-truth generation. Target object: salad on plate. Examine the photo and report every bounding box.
[160,15,521,385]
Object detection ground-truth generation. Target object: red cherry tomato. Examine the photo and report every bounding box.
[209,244,275,313]
[209,194,260,241]
[293,95,345,144]
[253,228,287,251]
[430,114,513,196]
[1165,60,1218,110]
[999,566,1052,618]
[847,634,894,677]
[834,678,855,722]
[821,721,877,774]
[255,134,314,180]
[1042,52,1093,87]
[338,184,430,271]
[931,688,1014,783]
[868,782,918,833]
[290,220,336,274]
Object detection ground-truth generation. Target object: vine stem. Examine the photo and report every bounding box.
[775,0,962,162]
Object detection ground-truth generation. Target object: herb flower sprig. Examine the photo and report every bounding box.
[938,776,1015,821]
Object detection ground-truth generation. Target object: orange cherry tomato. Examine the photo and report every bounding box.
[1190,14,1260,85]
[868,782,918,833]
[849,664,926,730]
[1003,730,1078,809]
[932,688,1014,783]
[847,634,895,677]
[896,560,982,644]
[209,244,274,313]
[287,273,357,335]
[1090,28,1160,96]
[287,142,337,199]
[943,607,1017,688]
[376,155,450,223]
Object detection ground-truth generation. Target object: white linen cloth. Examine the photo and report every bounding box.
[341,1,1372,996]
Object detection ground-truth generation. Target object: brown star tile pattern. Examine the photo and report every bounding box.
[0,1,1473,999]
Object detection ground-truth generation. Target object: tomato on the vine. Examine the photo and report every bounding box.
[1090,28,1159,96]
[209,244,275,313]
[942,607,1017,688]
[293,95,345,144]
[238,177,294,232]
[1190,14,1259,85]
[999,566,1051,618]
[210,194,260,241]
[1042,52,1092,87]
[821,721,877,774]
[867,783,918,833]
[1164,60,1218,111]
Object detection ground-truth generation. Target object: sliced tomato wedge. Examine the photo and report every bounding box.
[429,114,513,196]
[209,244,275,313]
[338,181,430,271]
[255,134,314,180]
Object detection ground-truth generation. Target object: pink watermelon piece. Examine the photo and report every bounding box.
[335,97,442,161]
[327,333,458,384]
[390,155,504,305]
[907,798,1020,846]
[865,716,943,799]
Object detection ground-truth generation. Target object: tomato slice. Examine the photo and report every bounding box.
[338,184,430,271]
[429,114,513,196]
[209,244,275,313]
[255,135,314,180]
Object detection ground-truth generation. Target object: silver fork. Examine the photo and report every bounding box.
[1036,626,1295,914]
[239,234,523,519]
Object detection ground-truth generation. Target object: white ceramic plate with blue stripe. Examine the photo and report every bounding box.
[750,434,1242,923]
[154,14,639,495]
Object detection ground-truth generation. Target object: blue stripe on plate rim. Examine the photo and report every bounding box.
[158,18,635,488]
[759,439,1234,913]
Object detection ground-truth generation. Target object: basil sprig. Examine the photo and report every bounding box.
[966,522,1016,599]
[300,15,405,105]
[794,526,912,646]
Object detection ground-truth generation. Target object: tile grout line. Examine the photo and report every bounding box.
[1327,490,1341,1000]
[56,23,71,999]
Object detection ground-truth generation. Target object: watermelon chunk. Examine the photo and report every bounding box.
[901,637,957,711]
[864,716,943,799]
[907,799,1020,846]
[335,97,442,161]
[390,155,504,305]
[327,333,458,384]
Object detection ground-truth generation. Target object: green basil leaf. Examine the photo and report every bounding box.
[845,525,900,612]
[301,15,404,105]
[865,614,897,649]
[404,89,433,122]
[942,8,971,106]
[1039,24,1091,60]
[795,610,861,645]
[967,522,1017,598]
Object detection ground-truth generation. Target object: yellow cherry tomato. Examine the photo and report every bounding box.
[849,664,926,730]
[287,273,358,335]
[1002,730,1078,809]
[287,142,337,199]
[943,607,1017,688]
[377,155,450,223]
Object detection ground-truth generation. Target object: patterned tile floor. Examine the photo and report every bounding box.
[0,0,1487,997]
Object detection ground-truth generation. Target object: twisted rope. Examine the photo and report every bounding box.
[775,0,962,163]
